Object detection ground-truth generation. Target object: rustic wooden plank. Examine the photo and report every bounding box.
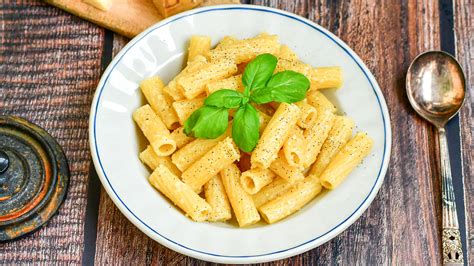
[93,34,154,265]
[94,34,202,265]
[44,0,240,38]
[0,1,104,264]
[454,0,474,263]
[260,0,442,264]
[92,1,448,265]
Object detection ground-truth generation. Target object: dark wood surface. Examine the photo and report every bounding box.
[455,0,474,262]
[0,0,472,265]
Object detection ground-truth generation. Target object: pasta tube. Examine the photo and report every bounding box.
[283,126,305,167]
[251,103,301,169]
[252,177,294,208]
[309,116,354,177]
[205,75,243,95]
[278,45,298,61]
[139,145,181,177]
[295,101,317,129]
[214,36,238,50]
[320,132,373,189]
[140,76,180,130]
[172,137,222,171]
[220,164,260,227]
[133,105,176,156]
[310,67,343,89]
[164,55,207,101]
[182,137,240,193]
[240,168,275,195]
[187,35,211,64]
[204,176,232,222]
[170,126,194,149]
[209,34,280,64]
[149,164,211,222]
[269,152,304,183]
[257,109,271,133]
[259,177,322,224]
[172,97,205,125]
[303,107,336,168]
[275,58,312,77]
[306,90,337,114]
[177,59,238,99]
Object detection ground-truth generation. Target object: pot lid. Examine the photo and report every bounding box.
[0,116,69,241]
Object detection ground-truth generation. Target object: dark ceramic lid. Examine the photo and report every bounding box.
[0,116,69,241]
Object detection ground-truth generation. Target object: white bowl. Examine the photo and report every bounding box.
[89,4,392,264]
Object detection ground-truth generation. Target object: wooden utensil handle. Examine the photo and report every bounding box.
[438,128,463,265]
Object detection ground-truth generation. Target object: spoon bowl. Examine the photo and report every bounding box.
[406,51,465,128]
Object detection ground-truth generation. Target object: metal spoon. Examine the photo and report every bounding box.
[406,51,466,265]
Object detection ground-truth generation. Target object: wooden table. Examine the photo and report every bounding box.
[1,0,472,264]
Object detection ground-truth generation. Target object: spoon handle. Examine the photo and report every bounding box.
[438,128,464,265]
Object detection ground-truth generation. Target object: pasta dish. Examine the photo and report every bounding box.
[132,33,373,226]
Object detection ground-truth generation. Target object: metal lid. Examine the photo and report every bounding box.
[0,116,69,241]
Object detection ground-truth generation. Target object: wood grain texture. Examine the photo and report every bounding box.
[454,0,474,263]
[94,34,206,265]
[0,1,104,264]
[92,1,454,265]
[44,0,239,38]
[1,0,471,264]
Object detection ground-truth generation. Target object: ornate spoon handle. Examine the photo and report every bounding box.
[438,128,463,265]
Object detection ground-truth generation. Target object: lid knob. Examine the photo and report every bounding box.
[0,150,8,174]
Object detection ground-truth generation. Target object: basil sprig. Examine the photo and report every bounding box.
[184,53,310,152]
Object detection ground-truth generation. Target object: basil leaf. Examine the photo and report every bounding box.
[249,86,274,104]
[232,103,260,152]
[183,107,203,135]
[184,106,229,139]
[242,53,278,92]
[267,70,311,103]
[204,89,244,109]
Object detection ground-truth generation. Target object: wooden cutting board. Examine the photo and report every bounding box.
[45,0,240,38]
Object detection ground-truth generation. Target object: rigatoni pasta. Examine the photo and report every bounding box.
[172,137,222,171]
[302,106,336,168]
[170,126,194,149]
[269,152,304,183]
[240,168,275,195]
[187,35,211,63]
[278,45,298,61]
[173,97,205,125]
[133,104,176,156]
[251,102,301,169]
[140,76,180,130]
[209,33,280,64]
[149,164,211,222]
[220,164,260,227]
[164,55,207,101]
[320,132,374,189]
[259,176,322,224]
[204,176,232,222]
[177,59,238,99]
[306,89,337,114]
[295,101,317,129]
[134,34,374,226]
[252,177,293,208]
[282,126,305,167]
[205,75,243,95]
[257,109,271,133]
[139,145,181,176]
[182,137,240,193]
[309,116,354,177]
[275,58,312,77]
[310,66,343,89]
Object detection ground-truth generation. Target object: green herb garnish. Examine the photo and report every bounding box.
[183,53,310,152]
